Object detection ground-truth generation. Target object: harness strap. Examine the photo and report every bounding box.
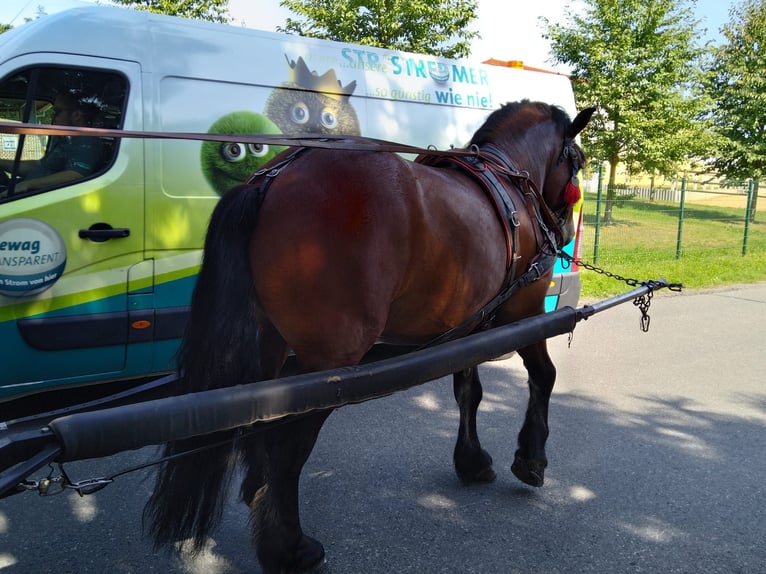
[418,251,558,349]
[246,146,309,185]
[481,143,564,253]
[414,145,561,349]
[419,151,520,273]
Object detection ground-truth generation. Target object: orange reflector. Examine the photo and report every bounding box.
[132,320,152,330]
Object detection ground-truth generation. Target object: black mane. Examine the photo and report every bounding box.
[469,99,571,147]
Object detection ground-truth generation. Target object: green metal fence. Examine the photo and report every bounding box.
[583,164,763,265]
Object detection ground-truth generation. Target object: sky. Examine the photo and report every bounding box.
[1,0,734,71]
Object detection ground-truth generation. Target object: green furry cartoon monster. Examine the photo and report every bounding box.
[201,111,286,195]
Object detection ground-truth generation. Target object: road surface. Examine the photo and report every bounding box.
[1,283,764,573]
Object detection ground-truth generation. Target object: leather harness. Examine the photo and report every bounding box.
[248,143,570,348]
[414,144,566,347]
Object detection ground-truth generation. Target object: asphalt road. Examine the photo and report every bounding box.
[1,283,764,573]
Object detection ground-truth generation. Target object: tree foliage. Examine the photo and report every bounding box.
[544,0,706,222]
[1,4,48,33]
[705,0,766,186]
[277,0,479,59]
[110,0,230,23]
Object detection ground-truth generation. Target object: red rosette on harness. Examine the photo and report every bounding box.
[564,175,581,205]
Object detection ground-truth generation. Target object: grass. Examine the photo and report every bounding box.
[576,192,766,299]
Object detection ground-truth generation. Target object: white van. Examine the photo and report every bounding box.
[0,5,582,400]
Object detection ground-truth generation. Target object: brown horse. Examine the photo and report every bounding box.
[145,100,595,573]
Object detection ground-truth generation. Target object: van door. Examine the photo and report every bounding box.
[0,57,143,399]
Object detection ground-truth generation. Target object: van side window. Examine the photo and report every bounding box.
[0,67,127,201]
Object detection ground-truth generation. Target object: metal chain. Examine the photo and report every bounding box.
[559,252,683,292]
[558,252,682,333]
[633,290,653,332]
[559,251,643,287]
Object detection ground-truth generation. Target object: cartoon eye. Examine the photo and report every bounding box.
[290,102,310,125]
[248,143,270,157]
[221,142,246,162]
[320,109,337,129]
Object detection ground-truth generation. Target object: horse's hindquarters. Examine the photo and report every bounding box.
[250,149,509,355]
[250,150,414,368]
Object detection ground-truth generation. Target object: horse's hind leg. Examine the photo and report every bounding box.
[453,366,496,484]
[239,319,288,508]
[512,341,556,487]
[236,320,329,573]
[242,410,332,574]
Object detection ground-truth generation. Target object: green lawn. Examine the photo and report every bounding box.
[576,192,766,298]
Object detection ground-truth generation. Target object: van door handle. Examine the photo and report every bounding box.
[79,224,130,242]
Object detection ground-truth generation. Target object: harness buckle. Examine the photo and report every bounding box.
[21,475,68,497]
[510,210,520,227]
[252,166,281,180]
[528,262,543,280]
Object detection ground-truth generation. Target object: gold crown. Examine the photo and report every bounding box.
[286,56,357,99]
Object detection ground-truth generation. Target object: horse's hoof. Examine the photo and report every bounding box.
[290,535,327,574]
[456,464,497,484]
[454,449,496,484]
[511,454,547,487]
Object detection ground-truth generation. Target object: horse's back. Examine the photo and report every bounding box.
[250,148,508,366]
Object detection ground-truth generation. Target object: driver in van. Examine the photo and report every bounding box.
[0,91,102,194]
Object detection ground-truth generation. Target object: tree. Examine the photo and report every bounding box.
[705,0,765,220]
[110,0,229,23]
[544,0,707,223]
[1,3,48,32]
[278,0,479,59]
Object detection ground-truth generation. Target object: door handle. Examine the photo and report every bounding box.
[78,224,130,242]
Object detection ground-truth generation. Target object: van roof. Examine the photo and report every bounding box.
[0,5,272,67]
[0,4,577,126]
[0,5,553,71]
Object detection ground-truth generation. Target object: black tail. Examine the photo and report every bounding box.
[144,183,266,552]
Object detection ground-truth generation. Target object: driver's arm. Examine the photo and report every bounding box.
[0,157,36,177]
[13,169,83,193]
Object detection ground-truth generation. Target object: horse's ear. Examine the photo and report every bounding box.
[569,107,597,138]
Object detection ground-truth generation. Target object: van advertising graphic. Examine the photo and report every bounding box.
[0,218,67,297]
[201,111,287,195]
[264,56,361,136]
[339,47,495,109]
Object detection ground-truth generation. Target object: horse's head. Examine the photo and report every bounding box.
[470,101,596,248]
[540,104,595,246]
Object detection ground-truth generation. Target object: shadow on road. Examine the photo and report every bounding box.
[1,286,764,573]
